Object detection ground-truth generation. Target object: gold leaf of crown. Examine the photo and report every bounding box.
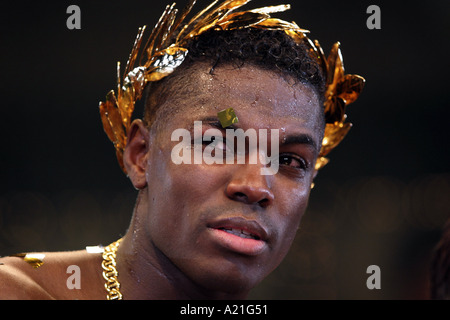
[99,0,365,174]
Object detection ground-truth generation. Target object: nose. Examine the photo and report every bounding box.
[225,163,275,208]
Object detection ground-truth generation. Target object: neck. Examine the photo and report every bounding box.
[115,191,248,300]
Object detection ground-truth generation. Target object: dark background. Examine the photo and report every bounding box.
[0,0,449,299]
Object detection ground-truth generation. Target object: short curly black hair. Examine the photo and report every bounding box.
[143,27,326,128]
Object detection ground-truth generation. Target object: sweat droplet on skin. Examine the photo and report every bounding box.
[280,127,287,143]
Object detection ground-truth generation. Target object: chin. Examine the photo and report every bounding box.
[186,255,268,298]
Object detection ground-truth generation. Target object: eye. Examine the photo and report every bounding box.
[201,135,231,160]
[279,154,307,170]
[203,135,226,150]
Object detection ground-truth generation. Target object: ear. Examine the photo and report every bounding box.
[123,119,150,190]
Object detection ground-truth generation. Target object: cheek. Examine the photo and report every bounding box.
[277,177,311,218]
[144,148,187,246]
[272,181,311,252]
[144,147,226,245]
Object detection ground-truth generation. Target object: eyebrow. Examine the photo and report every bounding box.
[198,117,240,130]
[281,134,318,152]
[197,116,318,151]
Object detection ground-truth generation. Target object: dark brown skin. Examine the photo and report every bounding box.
[0,64,323,299]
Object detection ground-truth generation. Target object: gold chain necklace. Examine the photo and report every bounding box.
[102,239,123,300]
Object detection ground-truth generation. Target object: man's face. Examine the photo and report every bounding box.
[142,63,323,295]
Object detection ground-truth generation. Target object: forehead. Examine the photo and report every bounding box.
[157,63,322,132]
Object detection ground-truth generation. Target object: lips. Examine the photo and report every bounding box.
[219,227,261,240]
[207,217,269,256]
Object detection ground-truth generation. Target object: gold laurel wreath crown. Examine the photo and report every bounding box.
[99,0,365,174]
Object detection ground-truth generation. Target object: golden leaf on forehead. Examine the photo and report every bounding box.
[319,122,352,157]
[129,67,147,100]
[177,0,251,42]
[255,18,308,33]
[124,26,147,77]
[171,0,197,34]
[249,4,291,15]
[191,0,250,26]
[118,86,135,128]
[188,9,230,37]
[219,0,251,10]
[185,0,219,25]
[116,61,122,96]
[176,0,218,41]
[164,46,188,56]
[283,29,308,46]
[160,9,179,48]
[145,4,177,58]
[99,102,117,146]
[217,107,239,128]
[101,91,126,151]
[324,95,346,124]
[146,70,167,82]
[327,42,344,84]
[301,36,323,65]
[302,36,316,49]
[322,42,365,124]
[337,74,365,105]
[323,42,346,124]
[312,39,327,74]
[315,156,330,171]
[153,3,178,52]
[218,11,269,30]
[146,46,188,81]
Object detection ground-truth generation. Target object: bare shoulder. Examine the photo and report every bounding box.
[0,255,54,299]
[0,250,105,300]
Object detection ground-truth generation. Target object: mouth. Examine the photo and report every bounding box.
[207,217,269,256]
[218,227,261,240]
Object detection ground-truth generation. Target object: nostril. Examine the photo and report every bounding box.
[233,192,248,201]
[233,192,270,208]
[226,179,274,207]
[258,198,270,208]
